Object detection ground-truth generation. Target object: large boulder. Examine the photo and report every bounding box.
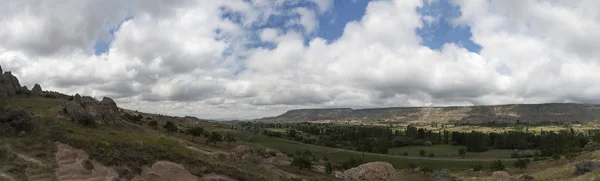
[63,101,94,125]
[492,171,510,180]
[341,162,399,181]
[32,84,42,92]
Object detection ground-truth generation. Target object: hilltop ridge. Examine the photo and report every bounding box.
[260,103,600,124]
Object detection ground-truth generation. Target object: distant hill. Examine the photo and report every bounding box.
[258,104,600,124]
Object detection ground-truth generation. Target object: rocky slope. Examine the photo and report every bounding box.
[260,104,600,124]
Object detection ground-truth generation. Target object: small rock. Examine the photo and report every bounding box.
[518,174,534,180]
[492,171,510,180]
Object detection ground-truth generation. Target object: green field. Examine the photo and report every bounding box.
[388,145,514,158]
[204,126,515,171]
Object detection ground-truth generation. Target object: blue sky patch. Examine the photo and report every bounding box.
[417,0,481,53]
[93,16,132,55]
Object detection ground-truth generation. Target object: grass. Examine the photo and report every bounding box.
[388,145,514,158]
[2,96,283,180]
[207,127,515,171]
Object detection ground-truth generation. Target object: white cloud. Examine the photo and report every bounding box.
[2,0,600,119]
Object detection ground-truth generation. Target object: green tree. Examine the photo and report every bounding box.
[206,132,223,145]
[419,149,426,157]
[513,158,530,171]
[291,153,313,172]
[472,163,483,172]
[458,148,466,158]
[225,133,236,145]
[163,121,178,134]
[552,154,561,161]
[490,160,505,171]
[428,153,435,158]
[149,120,158,130]
[565,152,578,162]
[325,162,333,174]
[186,127,204,141]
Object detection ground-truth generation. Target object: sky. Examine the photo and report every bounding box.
[1,0,600,120]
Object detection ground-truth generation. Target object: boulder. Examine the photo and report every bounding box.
[341,162,399,181]
[518,174,534,180]
[492,171,510,180]
[63,101,93,125]
[32,84,42,92]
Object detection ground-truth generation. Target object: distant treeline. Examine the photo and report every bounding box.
[239,122,600,156]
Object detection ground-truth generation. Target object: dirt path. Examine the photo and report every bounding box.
[0,172,16,181]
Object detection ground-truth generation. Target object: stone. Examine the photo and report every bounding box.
[341,162,400,181]
[63,101,94,125]
[518,174,534,180]
[492,171,510,180]
[32,84,42,92]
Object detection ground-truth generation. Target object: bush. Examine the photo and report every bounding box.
[574,160,600,175]
[420,167,433,173]
[552,154,561,161]
[428,153,435,158]
[430,169,458,181]
[472,163,483,172]
[594,176,600,181]
[408,163,418,170]
[403,152,408,156]
[490,160,505,171]
[419,149,426,156]
[0,107,33,135]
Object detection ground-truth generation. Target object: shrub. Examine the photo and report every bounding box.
[0,107,33,135]
[419,149,426,156]
[428,153,435,157]
[472,163,483,172]
[552,154,561,161]
[513,158,530,170]
[594,176,600,181]
[490,160,505,171]
[430,169,458,181]
[408,163,418,170]
[420,167,433,173]
[403,152,408,156]
[574,160,600,175]
[325,162,333,174]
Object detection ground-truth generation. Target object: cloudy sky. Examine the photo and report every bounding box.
[1,0,600,120]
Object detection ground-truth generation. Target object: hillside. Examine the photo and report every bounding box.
[260,104,600,124]
[0,65,335,181]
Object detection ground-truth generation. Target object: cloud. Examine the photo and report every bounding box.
[1,0,600,120]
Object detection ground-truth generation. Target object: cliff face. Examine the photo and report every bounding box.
[261,104,600,124]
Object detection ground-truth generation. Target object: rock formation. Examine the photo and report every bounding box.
[492,171,510,180]
[131,161,198,181]
[55,142,119,181]
[62,95,127,125]
[341,162,400,181]
[32,84,42,92]
[0,65,22,98]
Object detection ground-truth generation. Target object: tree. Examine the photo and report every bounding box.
[490,160,505,171]
[186,127,204,141]
[514,158,530,171]
[458,148,466,158]
[552,154,561,161]
[325,162,333,174]
[419,149,426,157]
[565,152,578,162]
[206,132,223,145]
[472,163,483,172]
[292,153,313,172]
[225,133,236,145]
[428,153,435,158]
[163,121,178,134]
[149,120,158,130]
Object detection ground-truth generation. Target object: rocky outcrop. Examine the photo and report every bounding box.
[32,84,42,92]
[341,162,399,181]
[131,161,198,181]
[232,145,253,158]
[55,142,119,181]
[0,65,22,98]
[62,95,127,125]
